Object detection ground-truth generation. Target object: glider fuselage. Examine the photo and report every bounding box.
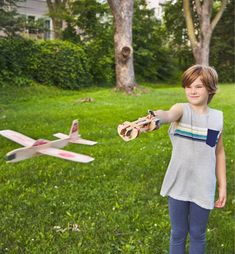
[6,137,69,163]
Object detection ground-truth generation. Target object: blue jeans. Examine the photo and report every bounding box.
[168,197,210,254]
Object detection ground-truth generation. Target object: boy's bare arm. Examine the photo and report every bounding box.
[215,134,227,208]
[154,103,183,124]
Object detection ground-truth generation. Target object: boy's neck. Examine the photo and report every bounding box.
[189,103,209,115]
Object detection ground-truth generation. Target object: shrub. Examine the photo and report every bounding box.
[134,46,179,83]
[0,37,39,79]
[0,38,92,89]
[85,39,115,86]
[34,40,92,89]
[0,70,34,88]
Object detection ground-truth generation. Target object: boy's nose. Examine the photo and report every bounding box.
[191,88,197,94]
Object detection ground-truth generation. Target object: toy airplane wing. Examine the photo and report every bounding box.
[0,130,35,146]
[39,147,94,163]
[69,138,97,145]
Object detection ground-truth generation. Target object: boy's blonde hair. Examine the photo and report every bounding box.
[182,65,218,103]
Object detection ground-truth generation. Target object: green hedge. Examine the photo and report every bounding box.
[0,37,179,89]
[85,39,115,86]
[0,38,92,89]
[0,38,38,78]
[34,40,92,89]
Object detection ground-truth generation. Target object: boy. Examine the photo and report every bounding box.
[155,65,226,254]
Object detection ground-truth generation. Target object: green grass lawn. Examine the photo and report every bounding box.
[0,83,234,253]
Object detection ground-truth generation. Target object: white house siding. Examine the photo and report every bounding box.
[17,0,48,16]
[145,0,167,20]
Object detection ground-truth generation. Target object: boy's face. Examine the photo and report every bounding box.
[184,76,209,106]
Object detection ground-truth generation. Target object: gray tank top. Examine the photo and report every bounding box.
[160,103,223,209]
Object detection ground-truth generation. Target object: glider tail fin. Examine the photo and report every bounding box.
[69,119,79,140]
[53,120,97,145]
[69,120,97,145]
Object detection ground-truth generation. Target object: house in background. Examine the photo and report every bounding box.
[17,0,53,39]
[146,0,167,20]
[14,0,167,40]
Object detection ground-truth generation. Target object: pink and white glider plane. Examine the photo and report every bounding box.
[0,120,97,163]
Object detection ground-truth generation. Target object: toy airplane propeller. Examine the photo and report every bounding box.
[0,120,97,163]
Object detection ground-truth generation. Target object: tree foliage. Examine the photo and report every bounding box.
[210,0,234,82]
[182,0,228,65]
[65,0,178,84]
[72,0,111,40]
[69,0,114,85]
[46,0,68,39]
[133,0,178,82]
[0,0,26,36]
[163,0,193,70]
[163,0,234,81]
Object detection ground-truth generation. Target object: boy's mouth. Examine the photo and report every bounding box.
[189,95,199,98]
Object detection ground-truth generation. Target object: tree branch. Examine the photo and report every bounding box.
[183,0,198,47]
[107,0,120,14]
[211,0,228,31]
[46,0,54,12]
[195,0,202,17]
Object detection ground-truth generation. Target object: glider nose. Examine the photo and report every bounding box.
[5,153,16,162]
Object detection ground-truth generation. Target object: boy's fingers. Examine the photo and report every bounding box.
[221,198,226,207]
[215,199,220,207]
[214,197,226,208]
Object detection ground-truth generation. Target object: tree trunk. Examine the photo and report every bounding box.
[46,0,67,39]
[192,42,210,65]
[108,0,136,93]
[183,0,227,66]
[51,18,63,39]
[192,17,212,65]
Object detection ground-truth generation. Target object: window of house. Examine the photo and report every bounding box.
[44,20,51,40]
[28,16,36,34]
[156,7,162,18]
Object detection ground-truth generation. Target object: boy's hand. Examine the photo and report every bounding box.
[117,110,160,141]
[147,110,161,131]
[214,187,227,208]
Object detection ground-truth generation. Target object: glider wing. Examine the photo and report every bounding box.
[39,147,94,163]
[70,138,97,146]
[0,130,35,146]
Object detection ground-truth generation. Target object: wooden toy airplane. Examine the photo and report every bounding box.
[0,120,97,163]
[118,110,161,142]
